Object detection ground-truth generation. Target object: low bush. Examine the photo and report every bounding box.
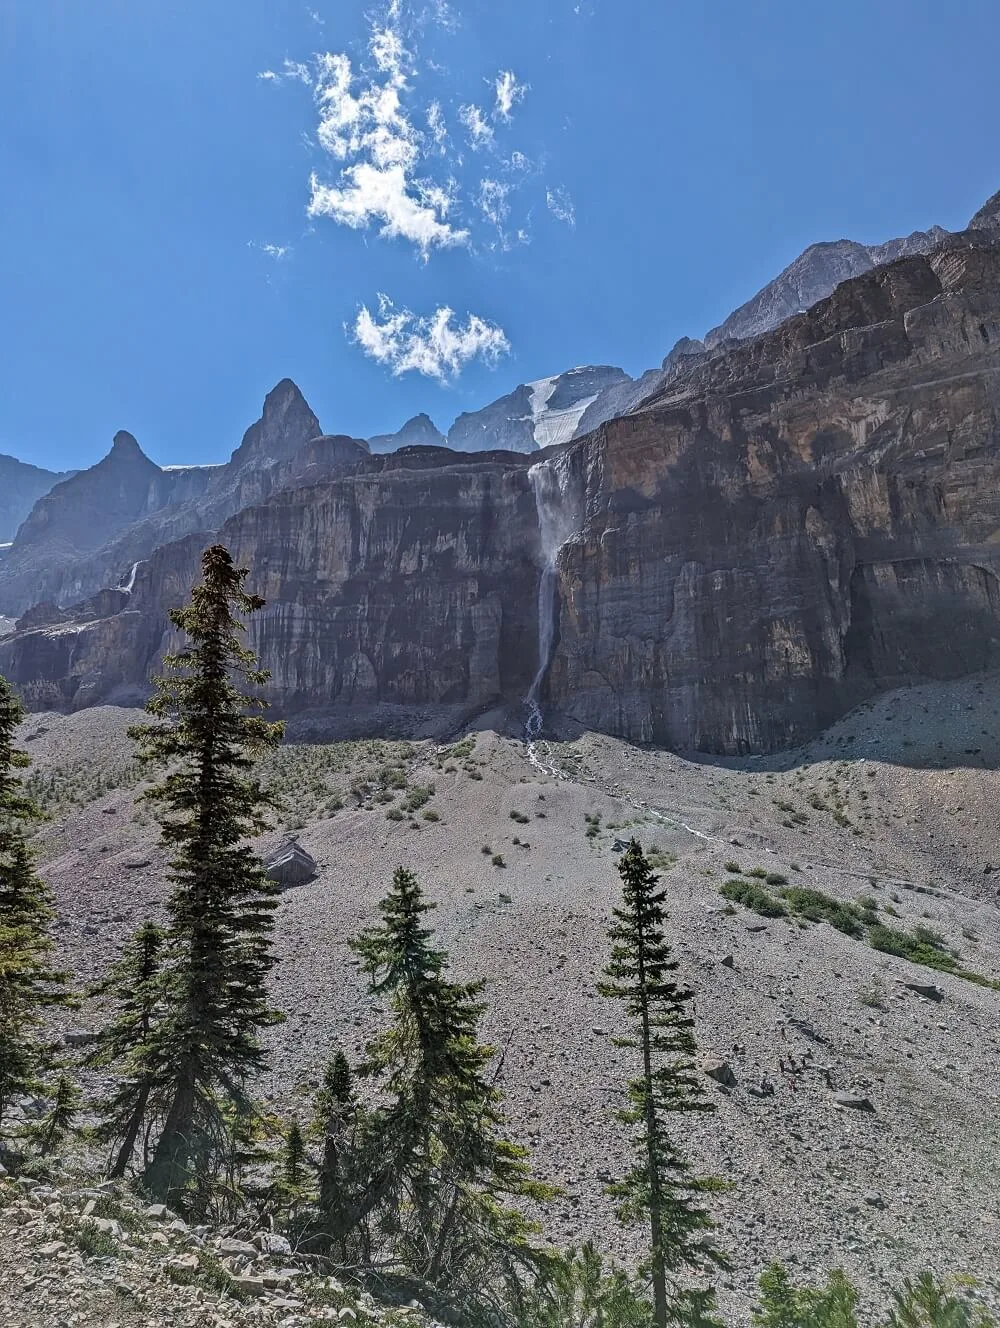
[720,878,787,918]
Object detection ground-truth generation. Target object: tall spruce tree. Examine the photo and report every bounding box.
[0,677,69,1136]
[599,840,727,1328]
[88,920,166,1177]
[123,544,283,1206]
[349,867,551,1323]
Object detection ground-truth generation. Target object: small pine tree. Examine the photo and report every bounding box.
[36,1073,80,1155]
[349,867,552,1321]
[87,921,166,1177]
[0,678,70,1135]
[124,544,284,1206]
[313,1048,360,1262]
[283,1119,307,1191]
[599,840,727,1328]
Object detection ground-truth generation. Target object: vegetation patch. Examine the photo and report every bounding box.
[720,878,787,918]
[720,877,999,988]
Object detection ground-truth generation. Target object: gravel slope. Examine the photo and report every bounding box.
[18,675,1000,1323]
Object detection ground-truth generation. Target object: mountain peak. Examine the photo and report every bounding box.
[230,380,322,467]
[108,431,151,463]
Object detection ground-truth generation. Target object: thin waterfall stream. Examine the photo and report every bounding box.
[524,458,579,771]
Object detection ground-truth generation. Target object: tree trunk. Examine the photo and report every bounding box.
[637,925,667,1328]
[144,1080,195,1200]
[110,1082,152,1179]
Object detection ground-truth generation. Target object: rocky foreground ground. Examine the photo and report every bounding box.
[0,1168,429,1327]
[9,672,1000,1324]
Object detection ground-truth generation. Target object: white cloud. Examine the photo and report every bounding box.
[546,184,576,228]
[352,295,510,379]
[309,164,468,256]
[304,23,469,259]
[459,103,494,150]
[494,70,526,120]
[307,8,325,25]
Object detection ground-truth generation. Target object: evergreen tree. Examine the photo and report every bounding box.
[87,920,166,1177]
[283,1119,307,1191]
[349,867,551,1323]
[0,678,69,1136]
[599,840,727,1328]
[36,1073,80,1155]
[313,1047,361,1262]
[124,544,284,1206]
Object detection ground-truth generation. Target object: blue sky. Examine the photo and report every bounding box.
[2,0,998,472]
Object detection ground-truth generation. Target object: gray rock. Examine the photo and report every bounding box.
[63,1029,100,1048]
[834,1092,876,1113]
[701,1059,737,1088]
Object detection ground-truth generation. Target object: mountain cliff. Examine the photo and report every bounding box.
[0,455,72,544]
[4,226,1000,754]
[0,380,367,614]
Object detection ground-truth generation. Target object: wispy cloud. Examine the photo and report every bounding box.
[258,58,312,84]
[249,241,293,260]
[458,102,494,151]
[546,185,576,228]
[352,295,510,379]
[494,70,527,120]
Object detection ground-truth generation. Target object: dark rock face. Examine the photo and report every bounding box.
[548,233,1000,750]
[0,456,71,544]
[6,226,1000,755]
[0,451,541,716]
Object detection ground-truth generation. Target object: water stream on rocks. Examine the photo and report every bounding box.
[524,457,580,774]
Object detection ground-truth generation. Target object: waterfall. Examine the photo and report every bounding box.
[524,457,579,748]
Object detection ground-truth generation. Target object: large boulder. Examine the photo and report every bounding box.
[265,840,317,890]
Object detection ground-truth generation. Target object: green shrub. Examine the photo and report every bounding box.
[868,924,959,973]
[764,872,788,887]
[779,887,866,937]
[720,878,787,918]
[386,808,405,821]
[403,785,433,812]
[421,809,440,822]
[492,854,506,868]
[509,810,530,824]
[724,860,742,874]
[71,1221,116,1259]
[747,867,770,880]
